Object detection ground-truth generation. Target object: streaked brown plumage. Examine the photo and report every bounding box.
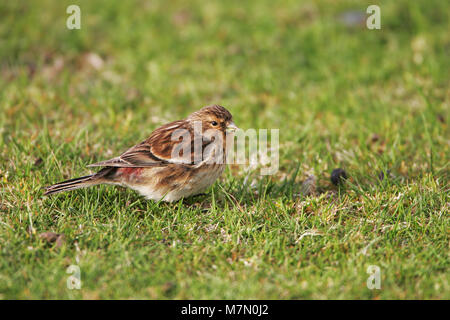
[44,105,237,202]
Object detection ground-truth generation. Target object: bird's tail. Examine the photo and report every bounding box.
[44,168,113,196]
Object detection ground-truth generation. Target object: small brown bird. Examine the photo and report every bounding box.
[44,105,237,202]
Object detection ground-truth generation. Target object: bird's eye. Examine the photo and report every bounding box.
[211,121,218,126]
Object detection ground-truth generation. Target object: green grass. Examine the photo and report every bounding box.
[0,0,449,299]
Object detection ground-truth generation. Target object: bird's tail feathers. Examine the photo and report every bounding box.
[44,175,99,195]
[44,168,113,196]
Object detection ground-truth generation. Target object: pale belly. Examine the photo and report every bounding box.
[117,164,225,202]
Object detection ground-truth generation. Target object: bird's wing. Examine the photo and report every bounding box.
[87,120,192,168]
[86,143,167,167]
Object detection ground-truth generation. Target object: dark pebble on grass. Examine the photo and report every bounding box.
[331,168,348,185]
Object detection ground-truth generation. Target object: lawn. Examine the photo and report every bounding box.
[0,0,448,299]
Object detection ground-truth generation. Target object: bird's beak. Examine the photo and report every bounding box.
[226,121,238,132]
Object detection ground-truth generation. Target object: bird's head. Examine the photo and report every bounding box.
[187,105,237,134]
